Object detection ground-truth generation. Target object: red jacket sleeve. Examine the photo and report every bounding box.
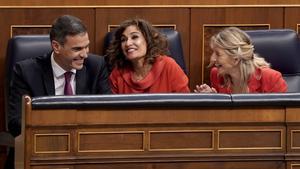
[166,57,190,92]
[261,68,288,93]
[109,68,119,94]
[210,67,220,92]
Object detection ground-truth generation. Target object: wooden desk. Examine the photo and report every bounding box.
[15,94,300,169]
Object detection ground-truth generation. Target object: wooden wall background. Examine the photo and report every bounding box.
[1,1,300,168]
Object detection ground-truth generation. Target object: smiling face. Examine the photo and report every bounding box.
[120,25,147,63]
[211,47,238,76]
[52,32,90,71]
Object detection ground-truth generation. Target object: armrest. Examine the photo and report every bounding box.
[231,93,300,106]
[31,93,232,109]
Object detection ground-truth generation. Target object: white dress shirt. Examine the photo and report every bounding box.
[51,53,76,95]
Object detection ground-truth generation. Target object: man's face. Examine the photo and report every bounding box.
[52,32,90,71]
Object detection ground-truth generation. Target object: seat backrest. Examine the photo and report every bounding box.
[5,35,52,128]
[104,28,187,74]
[245,29,300,92]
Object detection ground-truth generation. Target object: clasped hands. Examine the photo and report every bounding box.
[194,84,217,93]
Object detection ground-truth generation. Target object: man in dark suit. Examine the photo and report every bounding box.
[5,15,111,169]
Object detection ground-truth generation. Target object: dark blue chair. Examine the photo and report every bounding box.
[246,29,300,92]
[3,34,51,169]
[5,35,52,99]
[5,35,51,136]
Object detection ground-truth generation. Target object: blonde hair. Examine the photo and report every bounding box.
[210,27,270,92]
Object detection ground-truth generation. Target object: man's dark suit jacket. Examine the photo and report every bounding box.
[8,52,112,137]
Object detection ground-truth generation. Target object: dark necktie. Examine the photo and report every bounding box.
[64,72,73,95]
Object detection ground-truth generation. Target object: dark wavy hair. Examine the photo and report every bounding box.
[106,18,169,69]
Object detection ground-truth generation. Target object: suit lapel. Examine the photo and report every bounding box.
[42,53,55,95]
[40,53,89,95]
[76,66,87,94]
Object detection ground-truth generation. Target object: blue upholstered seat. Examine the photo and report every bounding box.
[5,35,51,126]
[2,34,51,168]
[1,35,51,147]
[5,35,51,90]
[246,29,300,92]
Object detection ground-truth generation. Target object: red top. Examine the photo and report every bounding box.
[210,67,288,93]
[109,55,190,94]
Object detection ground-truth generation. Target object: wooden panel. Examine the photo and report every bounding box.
[286,108,300,122]
[78,131,144,152]
[149,130,213,150]
[190,7,283,88]
[34,133,70,153]
[108,24,176,32]
[28,107,285,126]
[11,25,51,37]
[292,164,300,169]
[218,129,282,150]
[291,130,300,149]
[0,0,300,6]
[0,8,95,54]
[32,166,73,169]
[285,7,300,32]
[18,95,295,169]
[287,126,300,154]
[95,8,190,78]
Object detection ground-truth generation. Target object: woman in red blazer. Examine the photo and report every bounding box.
[195,27,287,93]
[106,18,190,94]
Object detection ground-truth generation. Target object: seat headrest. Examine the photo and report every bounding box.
[5,35,52,82]
[159,29,187,74]
[246,29,300,75]
[4,35,52,129]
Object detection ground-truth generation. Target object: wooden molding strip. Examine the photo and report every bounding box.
[2,4,300,8]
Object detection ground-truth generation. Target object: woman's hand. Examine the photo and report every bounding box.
[194,84,217,93]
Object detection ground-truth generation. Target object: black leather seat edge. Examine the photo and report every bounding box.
[231,93,300,106]
[31,93,232,109]
[30,93,300,109]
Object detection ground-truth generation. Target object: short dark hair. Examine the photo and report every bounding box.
[50,15,87,45]
[106,18,168,69]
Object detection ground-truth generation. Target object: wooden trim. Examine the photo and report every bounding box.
[10,25,51,38]
[148,130,214,151]
[217,129,283,150]
[77,131,145,153]
[2,5,300,8]
[34,133,70,154]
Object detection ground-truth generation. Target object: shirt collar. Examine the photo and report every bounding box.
[51,52,76,78]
